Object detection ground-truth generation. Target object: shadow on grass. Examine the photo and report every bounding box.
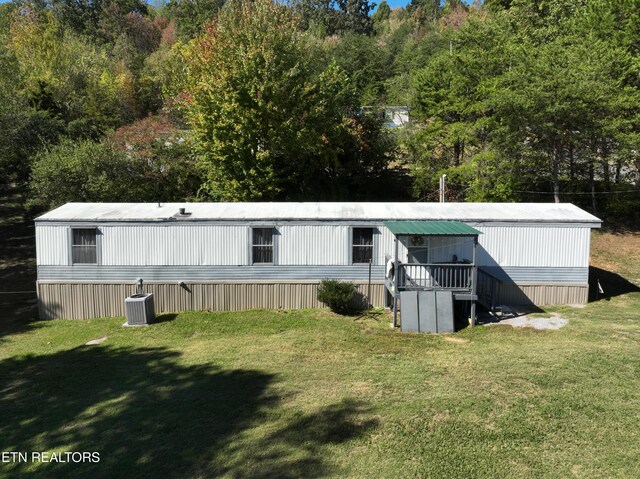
[153,313,178,324]
[0,186,39,341]
[220,398,377,479]
[589,266,640,302]
[0,346,376,478]
[0,288,40,342]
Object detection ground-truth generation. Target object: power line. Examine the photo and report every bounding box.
[512,189,639,195]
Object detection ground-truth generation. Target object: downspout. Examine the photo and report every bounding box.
[392,237,399,328]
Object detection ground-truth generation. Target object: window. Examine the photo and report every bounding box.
[252,227,273,264]
[352,228,373,264]
[72,228,97,264]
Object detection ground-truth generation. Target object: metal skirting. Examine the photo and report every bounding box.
[493,283,588,306]
[36,281,588,320]
[479,266,588,283]
[36,281,387,320]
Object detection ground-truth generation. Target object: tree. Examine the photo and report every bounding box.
[139,40,186,114]
[490,32,640,203]
[335,0,376,34]
[47,0,149,41]
[183,0,389,201]
[408,0,640,208]
[0,11,66,186]
[8,8,132,135]
[329,33,391,104]
[28,139,148,209]
[165,0,226,40]
[296,0,376,35]
[406,0,441,27]
[110,114,201,201]
[409,12,512,201]
[372,0,390,25]
[28,118,201,209]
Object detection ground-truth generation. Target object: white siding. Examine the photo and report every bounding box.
[36,225,69,265]
[36,222,592,270]
[476,226,590,268]
[378,225,590,269]
[100,225,247,266]
[279,225,348,265]
[380,226,408,262]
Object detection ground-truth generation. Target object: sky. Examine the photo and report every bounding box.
[384,0,412,8]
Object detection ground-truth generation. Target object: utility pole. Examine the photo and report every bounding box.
[439,174,447,203]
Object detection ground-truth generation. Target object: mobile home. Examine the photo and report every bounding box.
[35,202,601,320]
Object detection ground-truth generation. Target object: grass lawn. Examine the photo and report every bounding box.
[1,206,640,478]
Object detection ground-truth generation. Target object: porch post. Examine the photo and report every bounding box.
[470,235,478,326]
[393,237,399,328]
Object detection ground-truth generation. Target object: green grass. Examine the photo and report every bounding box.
[1,195,640,478]
[2,293,640,477]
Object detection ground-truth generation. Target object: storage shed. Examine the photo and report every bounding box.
[35,202,601,320]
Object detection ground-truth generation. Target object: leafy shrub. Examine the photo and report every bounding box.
[28,120,201,210]
[317,279,359,313]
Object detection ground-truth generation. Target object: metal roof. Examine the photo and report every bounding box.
[36,202,602,225]
[384,221,482,236]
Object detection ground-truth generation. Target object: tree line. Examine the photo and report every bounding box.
[0,0,638,222]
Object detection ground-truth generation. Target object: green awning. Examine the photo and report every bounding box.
[383,220,481,236]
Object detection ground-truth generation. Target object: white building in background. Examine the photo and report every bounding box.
[360,106,411,128]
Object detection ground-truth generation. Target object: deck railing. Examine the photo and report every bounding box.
[398,263,474,291]
[477,267,504,311]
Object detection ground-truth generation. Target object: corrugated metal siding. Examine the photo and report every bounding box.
[279,225,348,265]
[380,225,590,268]
[380,226,408,262]
[495,283,588,306]
[36,225,69,265]
[38,264,585,284]
[37,281,387,319]
[36,279,587,319]
[476,226,590,267]
[37,265,384,281]
[101,225,247,266]
[482,266,588,283]
[36,223,592,274]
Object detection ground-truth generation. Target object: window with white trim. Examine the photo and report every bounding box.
[252,227,274,264]
[72,228,97,264]
[352,228,373,264]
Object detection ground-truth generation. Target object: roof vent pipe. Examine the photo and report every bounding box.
[179,207,186,215]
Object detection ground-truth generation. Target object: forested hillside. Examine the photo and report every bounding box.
[0,0,638,222]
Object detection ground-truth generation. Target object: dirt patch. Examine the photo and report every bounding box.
[493,312,568,330]
[591,232,640,286]
[443,336,468,344]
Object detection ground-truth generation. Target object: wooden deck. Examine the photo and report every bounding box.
[385,263,477,299]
